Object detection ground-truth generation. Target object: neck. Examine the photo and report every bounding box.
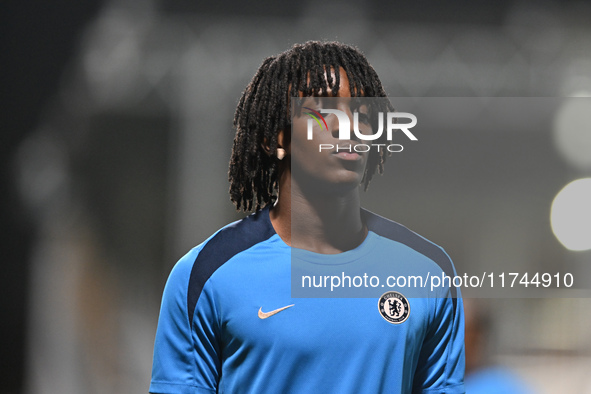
[270,171,367,254]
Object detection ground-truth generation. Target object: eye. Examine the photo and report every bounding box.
[357,112,370,124]
[301,97,322,109]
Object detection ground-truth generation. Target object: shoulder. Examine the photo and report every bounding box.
[362,208,455,277]
[362,208,460,309]
[175,207,277,326]
[186,207,276,278]
[196,207,277,263]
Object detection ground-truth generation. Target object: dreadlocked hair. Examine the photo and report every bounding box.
[229,40,393,212]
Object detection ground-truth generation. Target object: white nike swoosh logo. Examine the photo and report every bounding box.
[258,304,295,319]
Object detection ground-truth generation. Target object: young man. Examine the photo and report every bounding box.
[150,41,465,394]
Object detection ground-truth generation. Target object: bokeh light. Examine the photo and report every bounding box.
[553,98,591,171]
[551,178,591,251]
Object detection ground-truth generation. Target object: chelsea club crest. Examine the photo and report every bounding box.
[378,291,410,324]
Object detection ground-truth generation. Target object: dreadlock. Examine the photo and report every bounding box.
[229,41,393,212]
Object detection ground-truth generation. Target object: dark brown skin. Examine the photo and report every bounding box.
[270,68,369,254]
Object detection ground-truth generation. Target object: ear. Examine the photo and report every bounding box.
[276,129,290,160]
[276,129,287,150]
[261,130,289,159]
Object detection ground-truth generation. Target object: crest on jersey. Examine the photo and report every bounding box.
[378,291,410,324]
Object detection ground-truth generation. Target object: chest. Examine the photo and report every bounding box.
[216,262,433,360]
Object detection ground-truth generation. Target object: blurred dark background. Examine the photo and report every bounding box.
[2,0,591,393]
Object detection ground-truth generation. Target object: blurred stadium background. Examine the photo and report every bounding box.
[2,0,591,393]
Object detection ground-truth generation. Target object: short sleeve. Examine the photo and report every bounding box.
[150,248,221,394]
[412,289,465,394]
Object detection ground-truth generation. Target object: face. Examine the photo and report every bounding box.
[287,68,372,195]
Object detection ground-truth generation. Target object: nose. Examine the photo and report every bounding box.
[327,112,340,139]
[347,111,361,143]
[327,106,360,142]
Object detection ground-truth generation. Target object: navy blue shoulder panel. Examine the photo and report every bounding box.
[362,209,458,309]
[187,207,276,326]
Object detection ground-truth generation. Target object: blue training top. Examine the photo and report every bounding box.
[150,207,465,394]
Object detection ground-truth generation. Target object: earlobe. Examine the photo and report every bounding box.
[276,129,291,160]
[274,130,290,160]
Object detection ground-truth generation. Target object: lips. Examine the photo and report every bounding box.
[334,151,362,160]
[332,143,363,160]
